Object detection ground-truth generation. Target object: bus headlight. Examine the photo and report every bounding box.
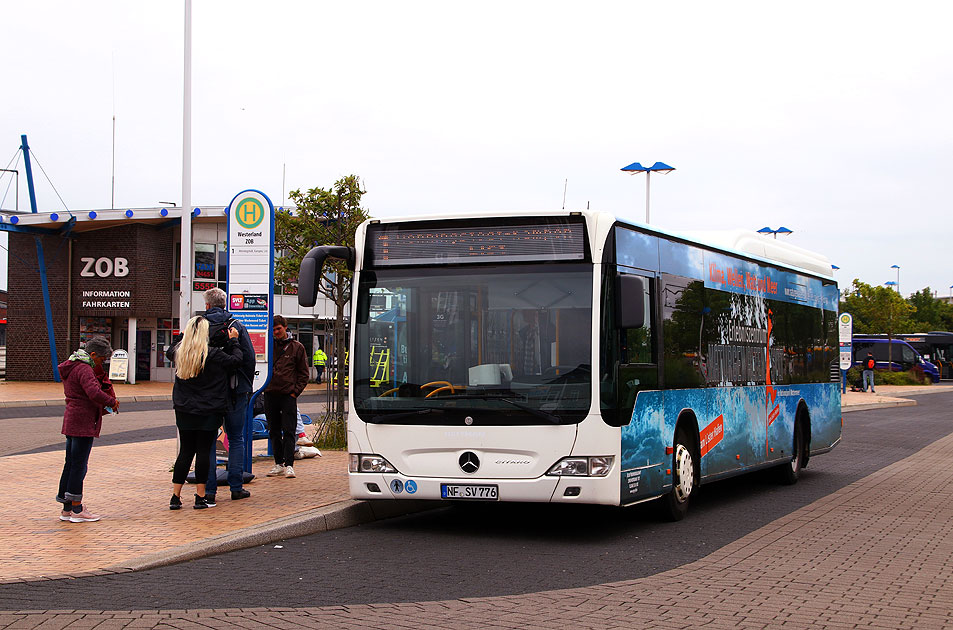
[349,454,398,473]
[546,456,614,477]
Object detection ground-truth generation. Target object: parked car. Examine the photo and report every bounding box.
[852,336,940,383]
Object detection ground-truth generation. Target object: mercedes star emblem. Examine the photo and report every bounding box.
[459,451,480,474]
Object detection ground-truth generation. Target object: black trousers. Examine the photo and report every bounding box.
[264,392,297,467]
[58,435,94,503]
[172,429,217,486]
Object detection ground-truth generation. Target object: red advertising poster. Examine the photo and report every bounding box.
[248,331,268,361]
[699,414,725,457]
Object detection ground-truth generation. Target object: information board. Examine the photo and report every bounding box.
[838,312,853,370]
[108,349,129,382]
[226,189,275,393]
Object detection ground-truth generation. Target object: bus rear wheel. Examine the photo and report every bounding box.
[777,420,805,485]
[659,429,696,521]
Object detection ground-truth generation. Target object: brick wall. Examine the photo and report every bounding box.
[71,224,173,318]
[7,224,174,381]
[7,233,71,381]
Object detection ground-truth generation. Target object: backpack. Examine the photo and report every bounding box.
[208,317,237,348]
[866,357,875,370]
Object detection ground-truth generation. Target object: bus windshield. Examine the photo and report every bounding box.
[353,263,593,426]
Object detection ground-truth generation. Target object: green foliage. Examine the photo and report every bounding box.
[312,413,347,450]
[840,280,953,335]
[275,174,370,299]
[274,175,371,429]
[846,366,928,387]
[840,280,915,334]
[908,287,953,331]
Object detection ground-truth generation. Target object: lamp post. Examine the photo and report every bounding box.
[620,161,675,224]
[757,226,793,239]
[890,264,900,295]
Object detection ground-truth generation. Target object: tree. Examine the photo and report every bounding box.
[274,175,370,446]
[907,287,953,331]
[841,279,916,366]
[840,280,916,335]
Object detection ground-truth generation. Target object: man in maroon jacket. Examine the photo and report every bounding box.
[56,336,119,522]
[263,315,310,478]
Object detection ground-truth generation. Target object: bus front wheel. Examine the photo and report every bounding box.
[659,429,696,521]
[777,419,805,485]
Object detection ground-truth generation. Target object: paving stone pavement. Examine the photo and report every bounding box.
[2,411,952,628]
[2,382,952,628]
[0,438,351,582]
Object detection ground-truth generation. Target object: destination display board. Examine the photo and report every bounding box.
[366,218,587,267]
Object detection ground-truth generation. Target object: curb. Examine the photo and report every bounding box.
[0,499,438,584]
[842,399,917,413]
[102,499,438,575]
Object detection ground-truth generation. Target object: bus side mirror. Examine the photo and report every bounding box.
[298,246,356,307]
[616,274,645,329]
[355,272,376,325]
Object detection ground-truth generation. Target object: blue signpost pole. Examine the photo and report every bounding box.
[21,134,61,382]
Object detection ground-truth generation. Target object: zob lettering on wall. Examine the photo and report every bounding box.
[80,257,129,278]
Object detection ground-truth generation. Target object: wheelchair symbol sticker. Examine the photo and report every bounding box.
[405,480,417,494]
[390,479,404,494]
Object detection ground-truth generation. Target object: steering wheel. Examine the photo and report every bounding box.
[421,380,454,393]
[425,386,455,398]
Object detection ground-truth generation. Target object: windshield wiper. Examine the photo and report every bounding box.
[442,393,561,424]
[368,408,444,423]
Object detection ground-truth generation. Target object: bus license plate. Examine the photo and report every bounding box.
[441,484,499,500]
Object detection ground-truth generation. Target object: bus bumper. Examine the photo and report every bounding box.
[349,473,620,505]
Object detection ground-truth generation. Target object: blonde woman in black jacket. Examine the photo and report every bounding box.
[169,315,243,510]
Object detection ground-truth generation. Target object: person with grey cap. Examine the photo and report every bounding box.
[56,336,119,523]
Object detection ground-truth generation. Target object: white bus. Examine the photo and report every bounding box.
[298,211,841,519]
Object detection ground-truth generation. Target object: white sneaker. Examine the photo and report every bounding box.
[266,464,286,477]
[284,466,296,478]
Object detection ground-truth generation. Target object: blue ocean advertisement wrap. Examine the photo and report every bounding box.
[616,229,841,505]
[620,384,840,504]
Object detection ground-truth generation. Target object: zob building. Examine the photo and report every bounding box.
[3,206,340,382]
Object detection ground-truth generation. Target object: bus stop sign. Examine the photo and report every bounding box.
[839,313,853,370]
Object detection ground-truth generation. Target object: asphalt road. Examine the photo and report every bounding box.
[0,396,331,456]
[1,393,950,611]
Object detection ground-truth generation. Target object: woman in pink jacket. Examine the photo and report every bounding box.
[56,336,118,523]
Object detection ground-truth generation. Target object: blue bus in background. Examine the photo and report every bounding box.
[851,336,940,383]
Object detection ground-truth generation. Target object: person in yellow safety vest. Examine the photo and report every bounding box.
[312,347,328,383]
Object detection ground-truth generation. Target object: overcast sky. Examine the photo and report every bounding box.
[2,1,952,299]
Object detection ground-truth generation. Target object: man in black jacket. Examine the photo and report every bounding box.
[203,288,256,501]
[264,315,310,478]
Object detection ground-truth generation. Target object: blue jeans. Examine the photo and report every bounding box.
[863,369,875,392]
[207,392,251,495]
[58,436,94,504]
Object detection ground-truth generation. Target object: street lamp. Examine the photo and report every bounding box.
[757,226,793,239]
[620,161,675,224]
[890,264,900,295]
